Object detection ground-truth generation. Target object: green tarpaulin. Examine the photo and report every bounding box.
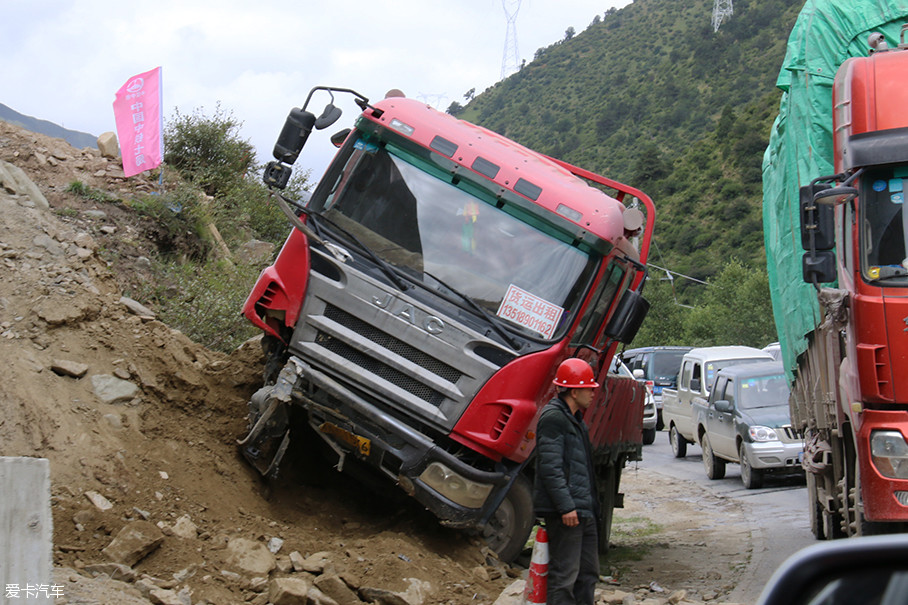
[762,0,908,377]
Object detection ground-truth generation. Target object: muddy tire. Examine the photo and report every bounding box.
[739,442,763,489]
[701,434,726,480]
[483,474,534,563]
[806,472,826,539]
[669,425,687,458]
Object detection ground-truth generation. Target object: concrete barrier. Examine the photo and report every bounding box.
[1,457,53,605]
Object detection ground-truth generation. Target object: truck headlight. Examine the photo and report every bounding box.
[749,426,780,442]
[418,462,493,509]
[870,430,908,479]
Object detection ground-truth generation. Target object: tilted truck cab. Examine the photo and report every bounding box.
[238,87,655,560]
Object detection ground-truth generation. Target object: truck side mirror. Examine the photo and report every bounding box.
[802,249,837,284]
[330,128,352,148]
[273,108,317,165]
[800,183,835,251]
[633,368,644,379]
[603,289,650,344]
[689,378,701,392]
[314,103,343,130]
[814,185,858,206]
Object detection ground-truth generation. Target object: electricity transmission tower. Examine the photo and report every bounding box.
[501,0,522,80]
[416,93,448,109]
[712,0,733,32]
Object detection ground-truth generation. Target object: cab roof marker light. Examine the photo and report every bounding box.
[556,203,583,222]
[389,118,415,137]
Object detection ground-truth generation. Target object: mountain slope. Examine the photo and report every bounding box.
[461,0,804,288]
[0,102,98,149]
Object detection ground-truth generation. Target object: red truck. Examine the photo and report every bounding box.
[765,14,908,539]
[239,86,654,560]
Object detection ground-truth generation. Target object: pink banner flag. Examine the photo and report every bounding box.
[112,67,163,177]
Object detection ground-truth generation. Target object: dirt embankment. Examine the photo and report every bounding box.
[0,121,748,605]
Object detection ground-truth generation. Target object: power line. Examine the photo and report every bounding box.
[646,259,706,309]
[647,263,710,286]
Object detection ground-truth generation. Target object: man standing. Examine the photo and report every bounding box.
[533,358,601,605]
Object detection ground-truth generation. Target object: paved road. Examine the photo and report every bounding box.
[640,431,816,604]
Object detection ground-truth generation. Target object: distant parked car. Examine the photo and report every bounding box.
[692,361,804,488]
[611,358,657,445]
[662,346,775,458]
[761,342,782,361]
[621,346,692,430]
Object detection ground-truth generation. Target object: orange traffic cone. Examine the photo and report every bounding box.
[522,526,548,604]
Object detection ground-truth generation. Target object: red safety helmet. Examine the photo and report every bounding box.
[552,358,599,389]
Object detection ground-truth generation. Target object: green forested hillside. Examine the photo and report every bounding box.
[457,0,806,345]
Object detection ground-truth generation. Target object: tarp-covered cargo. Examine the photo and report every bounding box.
[762,0,908,377]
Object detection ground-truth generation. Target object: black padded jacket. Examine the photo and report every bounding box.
[532,396,600,520]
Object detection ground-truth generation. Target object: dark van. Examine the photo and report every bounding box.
[621,346,692,429]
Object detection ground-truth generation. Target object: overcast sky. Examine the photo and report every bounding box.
[2,0,631,181]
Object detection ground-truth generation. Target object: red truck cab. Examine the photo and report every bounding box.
[802,32,908,525]
[239,87,654,560]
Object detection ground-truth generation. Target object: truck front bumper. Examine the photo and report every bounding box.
[857,410,908,521]
[286,356,515,528]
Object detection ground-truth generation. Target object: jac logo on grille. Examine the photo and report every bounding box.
[372,293,445,335]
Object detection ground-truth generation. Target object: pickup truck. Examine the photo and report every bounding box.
[692,361,805,488]
[662,346,774,457]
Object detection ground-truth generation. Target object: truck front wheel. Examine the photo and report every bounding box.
[483,474,534,563]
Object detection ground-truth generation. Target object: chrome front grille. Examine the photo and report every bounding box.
[323,305,462,383]
[782,425,804,441]
[292,252,505,430]
[315,327,446,406]
[312,304,464,408]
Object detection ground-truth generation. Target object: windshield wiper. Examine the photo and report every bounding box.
[308,212,409,291]
[423,270,519,350]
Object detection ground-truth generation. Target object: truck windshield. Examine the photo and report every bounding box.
[308,136,596,340]
[738,373,790,410]
[861,166,908,285]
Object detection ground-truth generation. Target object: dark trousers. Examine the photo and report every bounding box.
[543,515,599,605]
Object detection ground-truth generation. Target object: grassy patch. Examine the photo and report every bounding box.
[66,180,118,203]
[604,514,663,566]
[129,258,262,352]
[611,514,662,539]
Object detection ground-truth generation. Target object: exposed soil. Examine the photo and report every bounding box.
[0,121,753,605]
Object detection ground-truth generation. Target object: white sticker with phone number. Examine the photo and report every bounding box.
[496,285,564,339]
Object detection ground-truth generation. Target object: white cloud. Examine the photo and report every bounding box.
[1,0,630,180]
